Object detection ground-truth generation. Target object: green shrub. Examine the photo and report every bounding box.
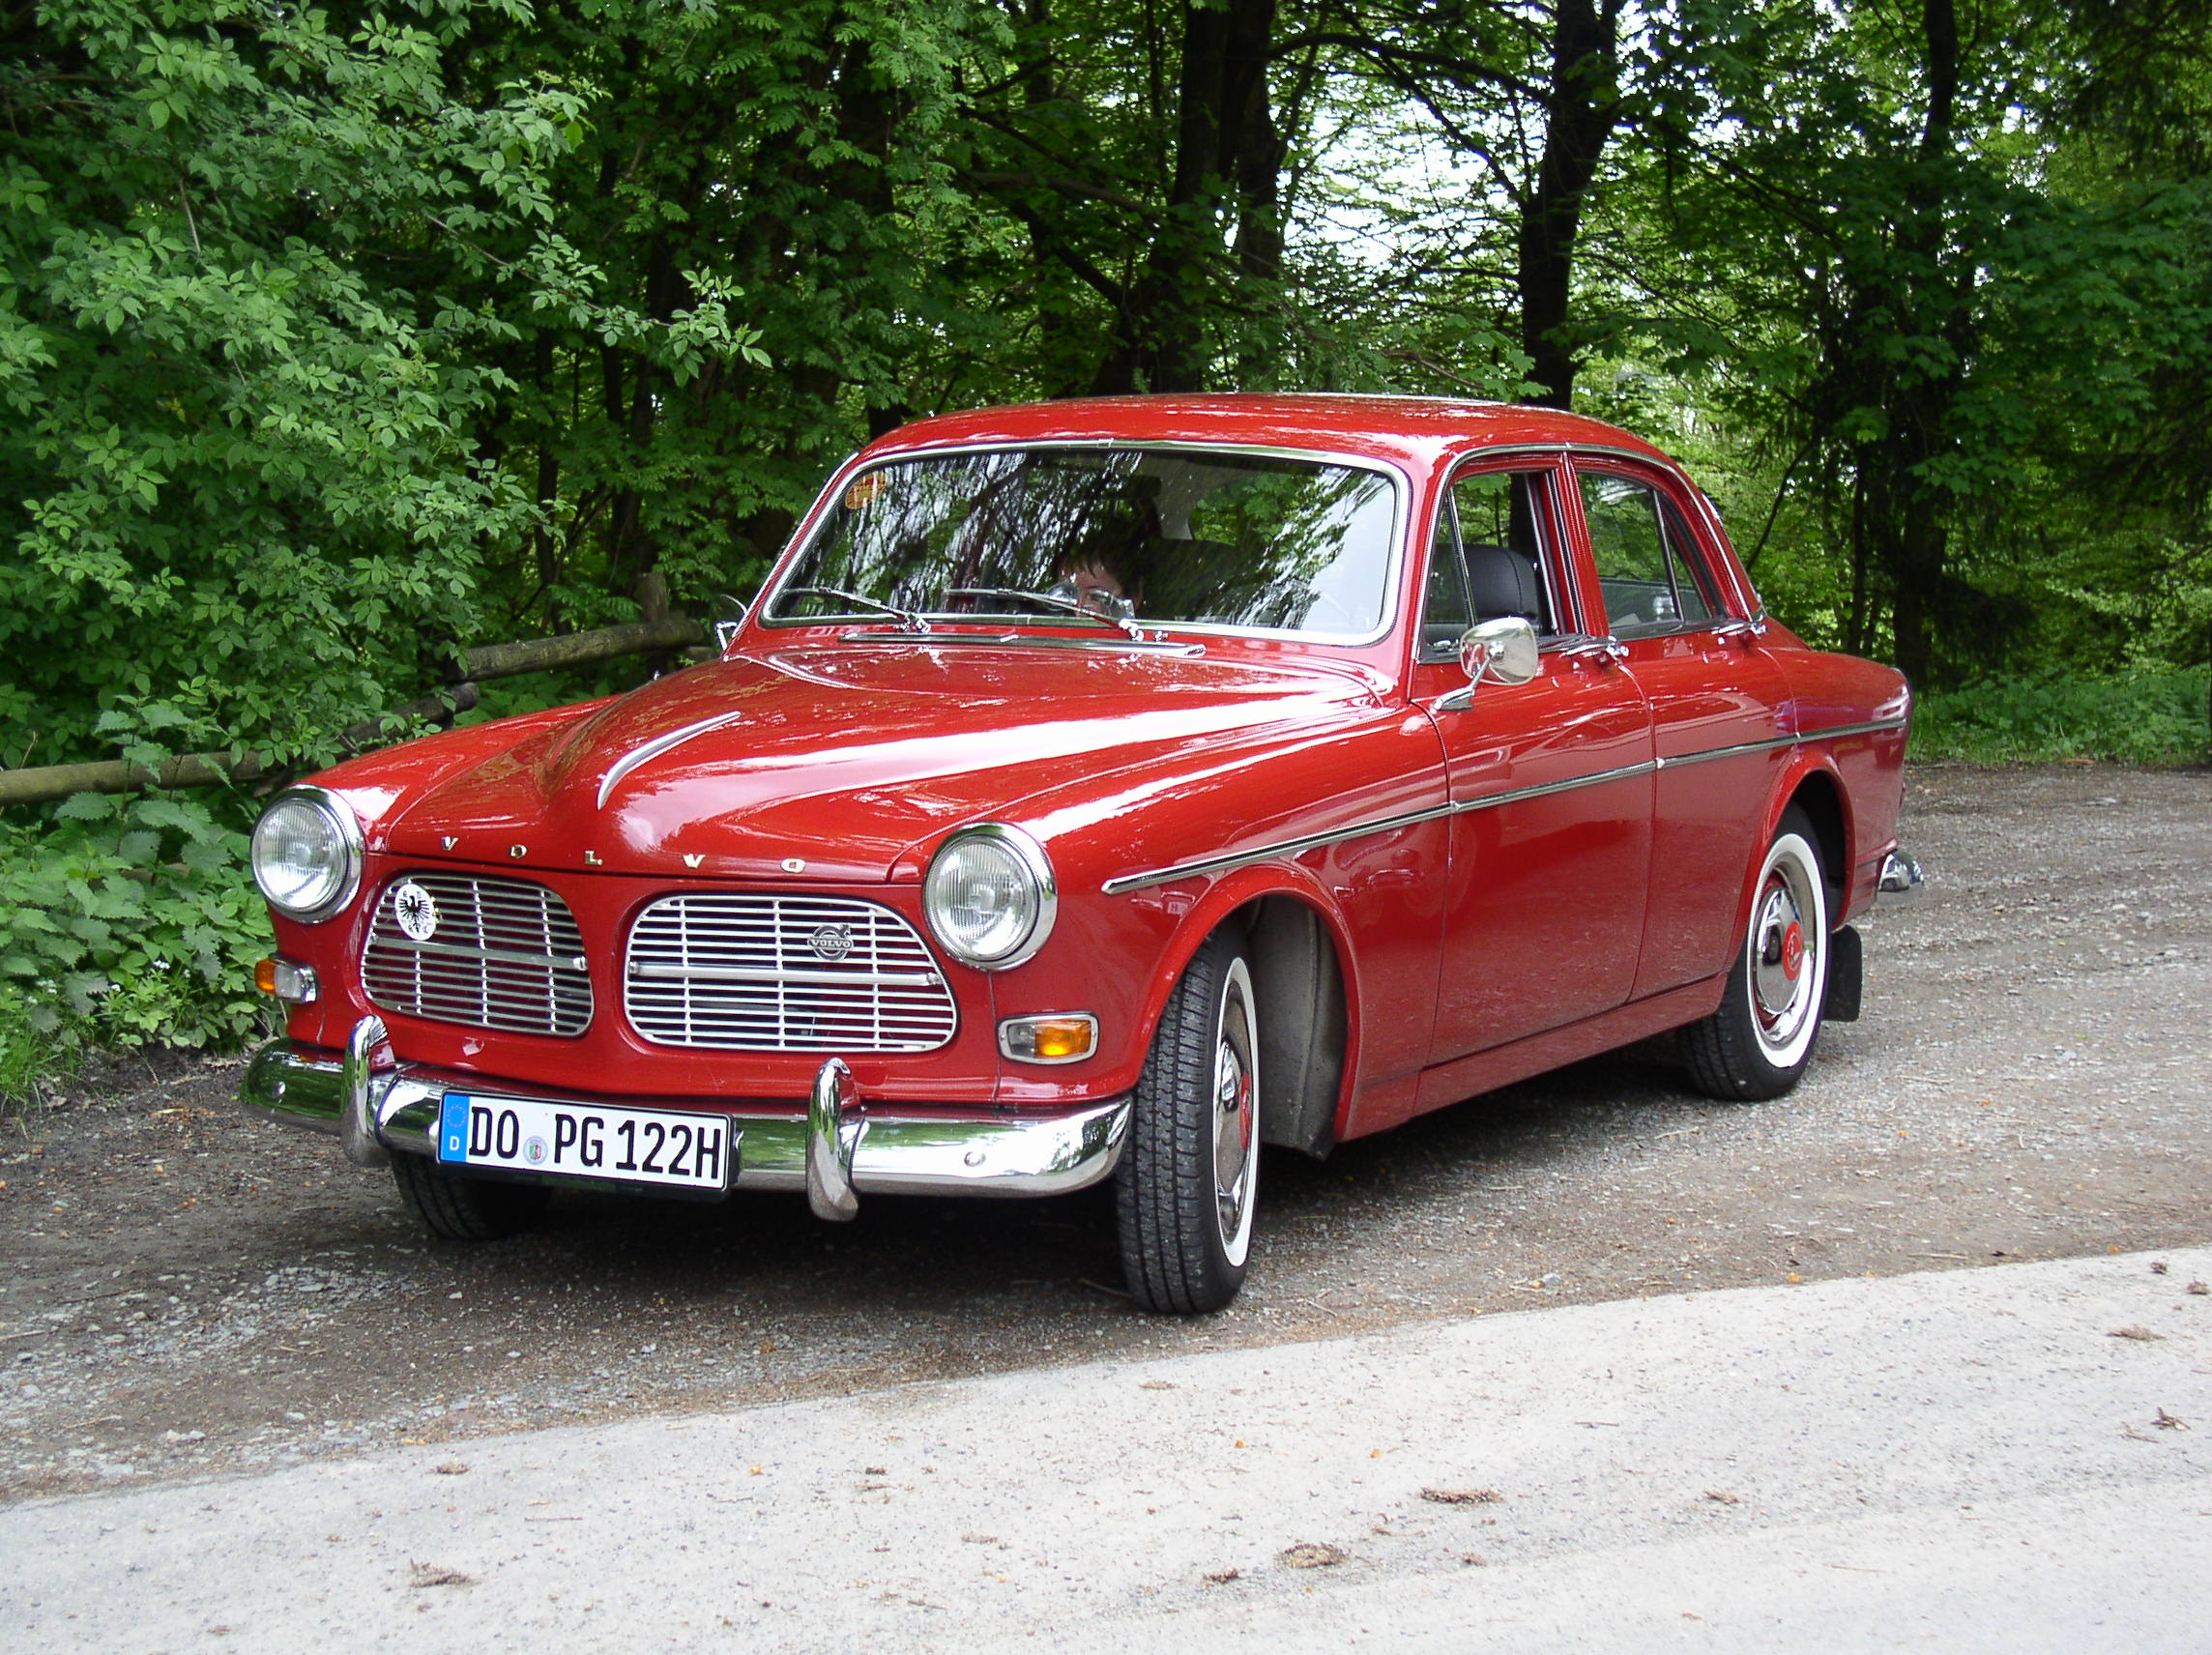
[0,791,272,1107]
[1911,669,2212,764]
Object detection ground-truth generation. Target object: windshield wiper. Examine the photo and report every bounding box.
[783,586,933,633]
[945,587,1148,644]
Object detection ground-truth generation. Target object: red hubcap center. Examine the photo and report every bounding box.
[1781,921,1805,980]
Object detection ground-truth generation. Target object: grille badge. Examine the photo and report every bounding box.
[393,882,439,942]
[810,924,854,962]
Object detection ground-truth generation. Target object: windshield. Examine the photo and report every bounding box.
[764,447,1400,638]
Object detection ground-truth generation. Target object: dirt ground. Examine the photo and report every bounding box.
[4,763,2208,1502]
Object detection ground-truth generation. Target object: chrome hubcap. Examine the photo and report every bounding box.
[1750,860,1818,1053]
[1210,969,1258,1262]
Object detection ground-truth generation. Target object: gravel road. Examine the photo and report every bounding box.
[4,762,2208,1502]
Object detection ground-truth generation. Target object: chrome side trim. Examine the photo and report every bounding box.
[1657,717,1905,769]
[239,1040,1132,1201]
[1462,758,1656,809]
[1101,801,1457,895]
[1656,734,1795,770]
[1102,715,1909,894]
[1796,716,1908,743]
[596,711,749,809]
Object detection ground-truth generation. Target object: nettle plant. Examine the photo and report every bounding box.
[0,714,273,1101]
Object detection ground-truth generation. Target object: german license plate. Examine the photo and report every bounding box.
[436,1093,733,1193]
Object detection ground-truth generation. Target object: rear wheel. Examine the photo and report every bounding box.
[1116,928,1260,1314]
[1682,808,1831,1102]
[392,1152,549,1241]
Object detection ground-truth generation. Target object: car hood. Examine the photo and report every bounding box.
[375,643,1383,881]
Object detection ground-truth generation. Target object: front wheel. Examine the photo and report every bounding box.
[1116,928,1261,1314]
[392,1152,549,1241]
[1682,809,1831,1101]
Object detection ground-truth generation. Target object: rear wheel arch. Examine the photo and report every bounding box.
[1782,766,1850,904]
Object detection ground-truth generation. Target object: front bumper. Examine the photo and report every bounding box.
[241,1018,1130,1220]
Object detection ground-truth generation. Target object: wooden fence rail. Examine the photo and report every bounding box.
[0,617,707,810]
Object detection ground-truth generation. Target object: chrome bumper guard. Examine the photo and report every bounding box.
[1877,849,1924,902]
[241,1025,1131,1217]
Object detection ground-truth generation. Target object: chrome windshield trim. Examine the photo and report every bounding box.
[755,439,1413,650]
[597,711,749,809]
[1103,716,1908,895]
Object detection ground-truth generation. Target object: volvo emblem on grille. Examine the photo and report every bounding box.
[392,881,440,943]
[810,923,855,962]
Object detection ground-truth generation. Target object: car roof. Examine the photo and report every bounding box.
[862,393,1673,474]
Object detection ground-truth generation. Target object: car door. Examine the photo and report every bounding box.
[1566,456,1797,1001]
[1414,456,1654,1075]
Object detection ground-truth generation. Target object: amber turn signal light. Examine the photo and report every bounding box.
[997,1013,1098,1064]
[253,957,320,1003]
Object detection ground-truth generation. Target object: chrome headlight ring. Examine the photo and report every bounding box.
[249,786,364,923]
[922,824,1058,972]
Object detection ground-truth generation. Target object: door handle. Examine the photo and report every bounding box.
[1550,635,1627,666]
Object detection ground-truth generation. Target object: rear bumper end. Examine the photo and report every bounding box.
[241,1021,1130,1216]
[1877,849,1923,902]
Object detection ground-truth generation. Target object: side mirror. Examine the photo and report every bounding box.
[1458,616,1539,690]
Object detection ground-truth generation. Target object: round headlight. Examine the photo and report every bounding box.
[923,825,1057,970]
[250,788,364,921]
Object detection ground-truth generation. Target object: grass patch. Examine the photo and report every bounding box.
[1911,669,2212,765]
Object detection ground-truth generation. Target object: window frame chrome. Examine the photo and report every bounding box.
[1562,449,1765,640]
[1417,450,1583,657]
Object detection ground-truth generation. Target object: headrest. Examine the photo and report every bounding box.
[1465,542,1541,624]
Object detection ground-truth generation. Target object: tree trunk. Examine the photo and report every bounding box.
[1092,0,1280,393]
[1515,0,1622,409]
[1875,0,1962,689]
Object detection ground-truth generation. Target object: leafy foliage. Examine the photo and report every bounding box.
[0,789,270,1104]
[1912,670,2212,765]
[0,0,758,769]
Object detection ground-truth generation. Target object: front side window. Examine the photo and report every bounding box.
[1577,471,1720,633]
[765,448,1400,639]
[1420,467,1563,655]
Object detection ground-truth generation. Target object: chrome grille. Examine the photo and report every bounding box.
[362,874,593,1037]
[625,895,956,1053]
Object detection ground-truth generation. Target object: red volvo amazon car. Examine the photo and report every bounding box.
[242,394,1920,1314]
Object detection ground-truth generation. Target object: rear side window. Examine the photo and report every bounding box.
[1578,472,1720,633]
